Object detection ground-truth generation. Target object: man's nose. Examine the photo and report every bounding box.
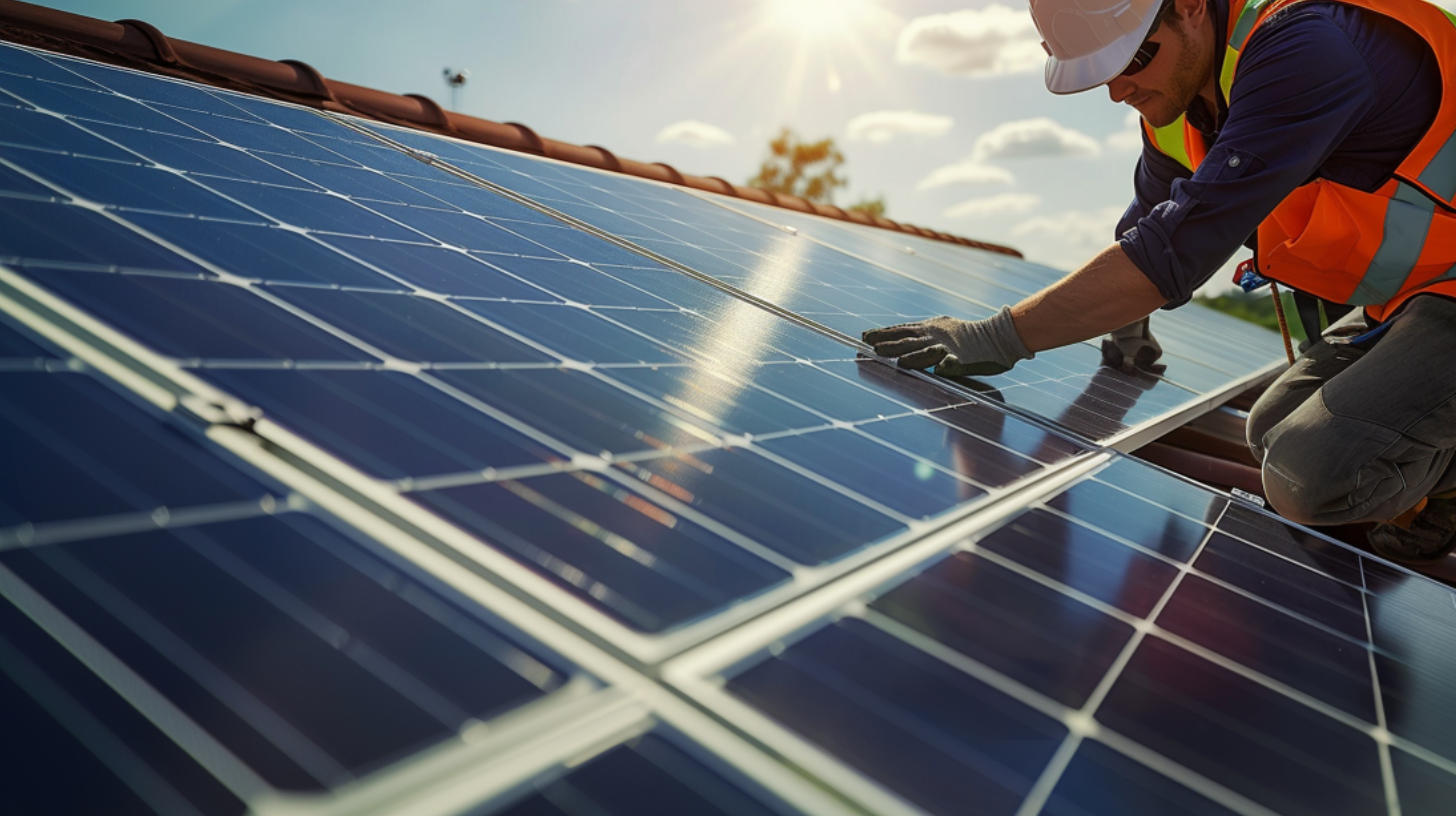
[1106,76,1134,103]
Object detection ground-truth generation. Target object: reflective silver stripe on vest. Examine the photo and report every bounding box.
[1350,182,1435,305]
[1418,133,1456,202]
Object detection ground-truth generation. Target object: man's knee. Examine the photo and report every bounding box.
[1259,392,1409,525]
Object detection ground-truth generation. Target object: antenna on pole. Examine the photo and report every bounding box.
[442,67,470,111]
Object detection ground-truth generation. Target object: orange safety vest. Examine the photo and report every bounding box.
[1143,0,1456,322]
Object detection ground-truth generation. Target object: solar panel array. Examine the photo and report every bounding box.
[1,39,1452,816]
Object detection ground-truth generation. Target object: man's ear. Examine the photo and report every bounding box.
[1178,0,1209,28]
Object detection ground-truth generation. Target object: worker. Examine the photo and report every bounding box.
[865,0,1456,566]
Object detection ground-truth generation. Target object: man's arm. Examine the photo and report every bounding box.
[1010,243,1168,351]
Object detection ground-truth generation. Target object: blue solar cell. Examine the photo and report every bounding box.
[0,601,248,815]
[156,107,358,163]
[257,155,459,207]
[0,198,203,272]
[434,368,719,456]
[264,286,554,363]
[206,92,359,139]
[976,509,1180,617]
[859,412,1046,486]
[123,213,407,289]
[301,132,442,177]
[456,301,681,364]
[0,148,264,220]
[499,220,655,268]
[598,308,797,360]
[1097,636,1385,816]
[1158,575,1376,722]
[871,551,1134,709]
[314,235,556,300]
[119,211,404,288]
[413,471,789,632]
[45,59,250,115]
[478,254,679,308]
[80,122,312,187]
[1043,739,1242,816]
[756,429,984,520]
[1375,651,1456,767]
[0,317,54,359]
[747,361,912,423]
[1217,503,1363,587]
[0,160,63,200]
[0,73,204,139]
[0,512,571,789]
[613,447,903,565]
[1194,533,1369,640]
[1391,748,1456,815]
[497,733,795,816]
[201,369,565,479]
[727,619,1066,816]
[598,365,823,434]
[0,371,272,527]
[20,269,376,362]
[363,201,563,254]
[1046,479,1216,563]
[192,176,422,240]
[0,43,108,87]
[378,175,563,223]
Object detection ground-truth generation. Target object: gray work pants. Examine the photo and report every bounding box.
[1246,295,1456,525]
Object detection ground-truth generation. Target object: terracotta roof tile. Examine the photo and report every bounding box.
[0,0,1022,258]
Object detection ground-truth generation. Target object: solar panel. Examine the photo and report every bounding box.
[2,38,1454,816]
[666,454,1456,816]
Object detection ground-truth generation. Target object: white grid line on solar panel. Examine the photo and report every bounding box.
[699,192,1286,385]
[0,497,617,800]
[0,559,272,801]
[1360,581,1403,816]
[657,452,1456,816]
[702,501,1403,816]
[340,122,1238,442]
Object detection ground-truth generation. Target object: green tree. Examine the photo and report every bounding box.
[749,128,847,204]
[846,196,887,219]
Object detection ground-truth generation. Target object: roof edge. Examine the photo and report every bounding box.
[0,0,1023,258]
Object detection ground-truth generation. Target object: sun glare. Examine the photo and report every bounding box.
[764,0,879,40]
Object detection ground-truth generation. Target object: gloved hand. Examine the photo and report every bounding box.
[1100,316,1165,375]
[862,307,1033,377]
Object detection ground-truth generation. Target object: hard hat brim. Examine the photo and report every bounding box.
[1042,11,1161,95]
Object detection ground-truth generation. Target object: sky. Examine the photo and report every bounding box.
[41,0,1218,286]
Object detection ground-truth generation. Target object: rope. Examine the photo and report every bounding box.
[1269,281,1296,365]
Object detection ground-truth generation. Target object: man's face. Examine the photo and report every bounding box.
[1104,18,1205,128]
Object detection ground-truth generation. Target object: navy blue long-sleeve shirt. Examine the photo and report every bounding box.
[1116,0,1442,306]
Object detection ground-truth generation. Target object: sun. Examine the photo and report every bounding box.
[762,0,880,40]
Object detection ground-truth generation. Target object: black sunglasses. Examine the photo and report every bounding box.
[1118,0,1176,78]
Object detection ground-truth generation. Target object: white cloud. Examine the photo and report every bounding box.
[972,117,1101,161]
[654,120,734,149]
[916,161,1015,191]
[1010,205,1125,269]
[944,193,1042,219]
[1105,110,1144,153]
[896,5,1044,78]
[847,110,954,144]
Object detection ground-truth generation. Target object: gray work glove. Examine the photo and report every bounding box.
[1100,317,1165,375]
[862,307,1033,377]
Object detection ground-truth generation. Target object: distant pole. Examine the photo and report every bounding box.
[442,67,470,111]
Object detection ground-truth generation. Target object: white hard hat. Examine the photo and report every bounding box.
[1030,0,1167,94]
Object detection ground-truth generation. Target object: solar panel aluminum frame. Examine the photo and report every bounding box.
[0,321,852,816]
[0,197,1097,664]
[335,115,1285,453]
[4,245,1086,666]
